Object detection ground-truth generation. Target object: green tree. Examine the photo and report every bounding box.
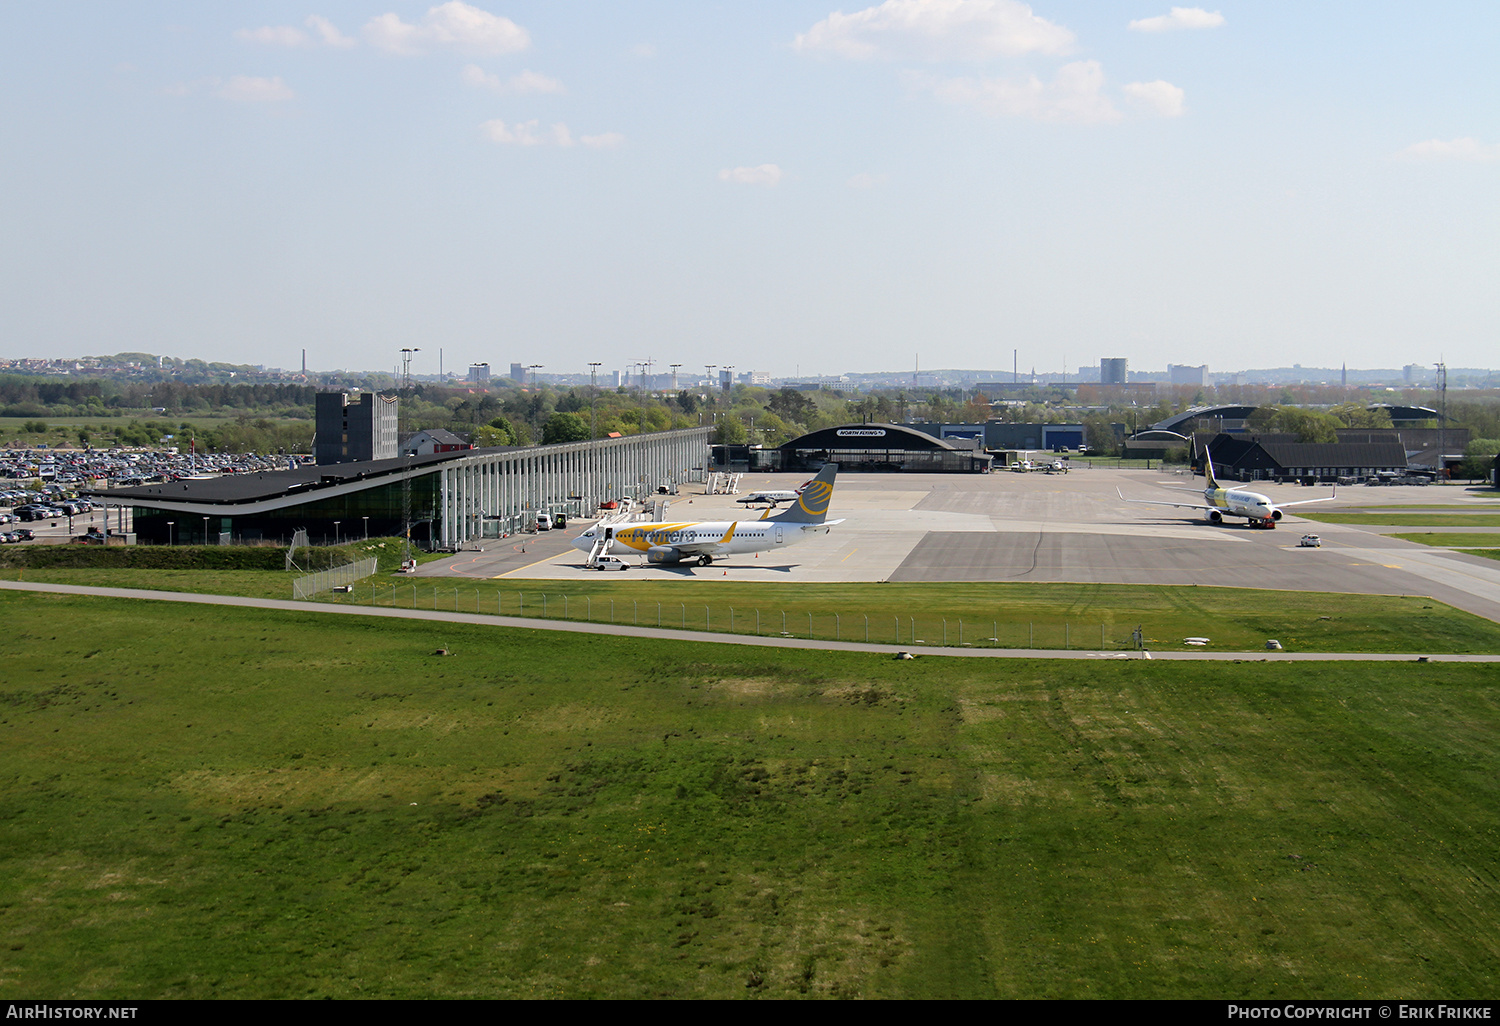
[1458,439,1500,481]
[541,412,590,444]
[713,418,747,445]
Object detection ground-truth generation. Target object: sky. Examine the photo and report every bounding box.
[2,1,1497,379]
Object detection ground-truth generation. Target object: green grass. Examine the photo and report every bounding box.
[1299,512,1500,527]
[1334,504,1500,510]
[1388,533,1500,548]
[0,539,438,599]
[1,592,1497,999]
[336,580,1500,654]
[1459,549,1500,562]
[10,574,1500,653]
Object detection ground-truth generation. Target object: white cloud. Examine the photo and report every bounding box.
[481,120,618,148]
[719,165,784,186]
[1397,137,1500,162]
[215,76,296,102]
[906,61,1120,123]
[1128,7,1225,32]
[236,16,356,49]
[234,25,309,47]
[481,119,544,145]
[365,2,529,56]
[461,65,564,94]
[794,0,1074,61]
[848,172,889,189]
[1122,79,1185,117]
[581,132,625,149]
[306,15,357,49]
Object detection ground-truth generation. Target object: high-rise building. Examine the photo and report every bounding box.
[468,363,490,385]
[1101,358,1128,385]
[315,392,398,465]
[510,362,526,384]
[1167,364,1210,386]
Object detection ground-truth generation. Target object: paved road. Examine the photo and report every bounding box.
[6,579,1498,663]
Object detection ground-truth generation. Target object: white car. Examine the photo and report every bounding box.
[1299,534,1322,547]
[587,555,631,571]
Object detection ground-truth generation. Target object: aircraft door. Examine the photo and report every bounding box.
[775,525,784,545]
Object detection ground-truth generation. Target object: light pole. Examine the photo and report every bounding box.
[167,521,174,547]
[202,516,209,546]
[362,516,369,540]
[588,361,602,511]
[526,364,544,444]
[399,348,420,565]
[334,521,341,546]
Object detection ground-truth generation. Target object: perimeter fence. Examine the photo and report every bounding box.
[292,557,380,600]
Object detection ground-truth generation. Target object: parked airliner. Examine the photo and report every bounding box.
[573,463,842,566]
[1117,451,1336,528]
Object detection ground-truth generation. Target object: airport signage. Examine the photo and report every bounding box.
[836,429,887,437]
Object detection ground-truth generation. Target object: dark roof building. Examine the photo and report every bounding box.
[1192,433,1407,483]
[776,423,991,473]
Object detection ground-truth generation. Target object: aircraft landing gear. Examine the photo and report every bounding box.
[698,554,713,567]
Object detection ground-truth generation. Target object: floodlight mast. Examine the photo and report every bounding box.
[588,362,602,509]
[400,348,420,563]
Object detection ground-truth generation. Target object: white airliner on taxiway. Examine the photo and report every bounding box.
[1118,451,1337,529]
[573,462,843,567]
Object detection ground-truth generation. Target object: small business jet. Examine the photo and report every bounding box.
[1117,451,1336,529]
[734,480,811,509]
[574,463,843,566]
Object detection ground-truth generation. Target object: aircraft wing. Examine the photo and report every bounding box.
[1274,487,1337,509]
[795,519,844,535]
[1116,488,1220,514]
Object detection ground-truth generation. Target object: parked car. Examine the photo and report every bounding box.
[586,556,631,571]
[1299,534,1322,547]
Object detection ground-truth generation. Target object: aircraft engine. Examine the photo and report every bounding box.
[1270,509,1283,520]
[646,545,684,564]
[1205,510,1223,523]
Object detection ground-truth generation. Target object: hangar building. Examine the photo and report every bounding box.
[774,423,992,473]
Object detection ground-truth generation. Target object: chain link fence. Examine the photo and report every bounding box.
[292,557,379,600]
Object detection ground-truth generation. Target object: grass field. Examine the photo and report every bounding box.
[1299,512,1500,527]
[9,571,1500,653]
[1388,533,1500,548]
[2,591,1497,999]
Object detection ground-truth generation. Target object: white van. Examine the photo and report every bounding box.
[535,512,553,531]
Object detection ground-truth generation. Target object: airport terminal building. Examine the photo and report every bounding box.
[91,428,710,548]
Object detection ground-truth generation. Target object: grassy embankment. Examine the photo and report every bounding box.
[1298,513,1500,527]
[6,553,1500,653]
[2,591,1497,999]
[1388,533,1500,549]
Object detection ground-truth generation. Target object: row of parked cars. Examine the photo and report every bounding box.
[4,498,99,522]
[3,447,308,490]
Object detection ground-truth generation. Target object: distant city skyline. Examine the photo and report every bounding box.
[3,3,1497,375]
